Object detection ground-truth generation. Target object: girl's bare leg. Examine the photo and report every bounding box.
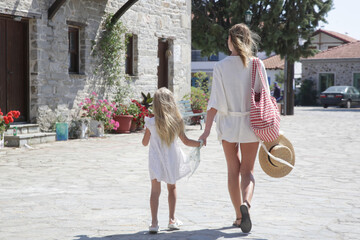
[150,179,161,227]
[239,142,259,206]
[222,140,242,221]
[167,183,177,223]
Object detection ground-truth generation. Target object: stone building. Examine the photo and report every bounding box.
[0,0,191,129]
[301,41,360,93]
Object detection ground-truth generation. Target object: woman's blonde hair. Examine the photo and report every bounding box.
[229,23,260,67]
[153,87,184,146]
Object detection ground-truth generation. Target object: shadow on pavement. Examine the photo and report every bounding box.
[74,227,268,240]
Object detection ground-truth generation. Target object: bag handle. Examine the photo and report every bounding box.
[259,140,295,169]
[251,58,270,95]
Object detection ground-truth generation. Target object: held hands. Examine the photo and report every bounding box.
[198,130,210,146]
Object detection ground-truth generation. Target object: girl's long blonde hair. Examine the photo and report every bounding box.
[153,87,184,146]
[229,23,260,67]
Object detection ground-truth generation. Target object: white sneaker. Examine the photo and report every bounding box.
[149,225,159,234]
[168,219,183,230]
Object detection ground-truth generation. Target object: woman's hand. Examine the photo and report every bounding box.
[199,130,210,146]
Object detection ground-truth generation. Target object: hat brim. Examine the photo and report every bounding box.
[258,134,295,178]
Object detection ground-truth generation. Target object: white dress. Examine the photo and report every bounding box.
[207,56,270,143]
[144,117,191,184]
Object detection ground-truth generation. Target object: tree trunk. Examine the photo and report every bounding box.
[284,57,294,115]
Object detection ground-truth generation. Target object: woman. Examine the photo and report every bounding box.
[199,23,269,233]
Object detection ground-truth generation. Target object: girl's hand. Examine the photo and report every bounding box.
[199,130,210,146]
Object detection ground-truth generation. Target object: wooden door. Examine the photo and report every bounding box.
[0,16,28,122]
[157,39,168,89]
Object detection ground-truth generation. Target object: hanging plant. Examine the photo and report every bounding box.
[91,14,129,86]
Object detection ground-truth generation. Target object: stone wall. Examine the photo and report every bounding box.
[1,0,191,130]
[302,59,360,92]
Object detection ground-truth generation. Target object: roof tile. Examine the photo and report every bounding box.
[306,41,360,59]
[263,55,284,70]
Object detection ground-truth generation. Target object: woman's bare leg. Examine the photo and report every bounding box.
[222,140,242,220]
[167,183,177,223]
[239,142,259,206]
[150,179,161,227]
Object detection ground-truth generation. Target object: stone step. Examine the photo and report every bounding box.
[5,124,40,136]
[4,132,56,148]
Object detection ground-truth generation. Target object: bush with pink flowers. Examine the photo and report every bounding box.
[79,92,119,132]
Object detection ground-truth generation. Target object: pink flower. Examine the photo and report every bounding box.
[92,92,97,96]
[113,121,120,130]
[99,100,103,103]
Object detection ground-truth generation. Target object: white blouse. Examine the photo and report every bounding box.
[207,56,270,143]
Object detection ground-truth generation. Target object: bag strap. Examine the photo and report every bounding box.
[252,58,270,95]
[251,58,257,89]
[259,140,295,169]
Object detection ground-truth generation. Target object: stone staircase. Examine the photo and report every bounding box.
[4,124,56,148]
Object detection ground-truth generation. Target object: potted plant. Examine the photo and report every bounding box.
[80,92,119,137]
[0,109,20,148]
[113,104,133,134]
[126,102,141,132]
[69,118,90,139]
[183,72,210,124]
[130,99,150,131]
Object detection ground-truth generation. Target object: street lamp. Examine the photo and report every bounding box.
[245,9,253,26]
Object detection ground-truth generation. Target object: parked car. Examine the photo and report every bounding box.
[320,86,360,108]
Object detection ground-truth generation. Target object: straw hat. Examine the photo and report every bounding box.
[258,134,295,178]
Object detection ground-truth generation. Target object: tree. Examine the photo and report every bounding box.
[262,0,333,115]
[192,0,283,56]
[192,0,333,115]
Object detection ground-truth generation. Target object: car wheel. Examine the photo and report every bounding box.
[323,104,328,108]
[346,100,351,108]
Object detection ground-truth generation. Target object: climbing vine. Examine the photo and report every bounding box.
[91,14,129,86]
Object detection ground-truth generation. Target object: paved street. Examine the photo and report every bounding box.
[0,107,359,240]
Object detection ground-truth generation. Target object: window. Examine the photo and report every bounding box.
[354,73,360,91]
[319,73,334,92]
[68,27,79,73]
[125,34,134,75]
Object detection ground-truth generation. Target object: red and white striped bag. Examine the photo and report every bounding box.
[250,58,280,142]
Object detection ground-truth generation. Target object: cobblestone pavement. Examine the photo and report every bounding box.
[0,107,359,240]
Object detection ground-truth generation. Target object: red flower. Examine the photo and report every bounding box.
[0,111,3,116]
[9,116,14,123]
[7,112,13,117]
[11,111,20,118]
[3,116,9,124]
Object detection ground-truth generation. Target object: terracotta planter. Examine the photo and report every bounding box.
[130,120,137,132]
[114,115,133,133]
[191,109,203,124]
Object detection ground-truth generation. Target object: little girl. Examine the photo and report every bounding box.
[142,87,201,234]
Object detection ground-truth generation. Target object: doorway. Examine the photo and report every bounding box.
[0,15,28,122]
[157,38,168,89]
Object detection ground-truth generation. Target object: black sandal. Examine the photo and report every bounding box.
[240,203,252,233]
[232,218,241,227]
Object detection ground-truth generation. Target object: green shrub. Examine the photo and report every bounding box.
[298,79,317,106]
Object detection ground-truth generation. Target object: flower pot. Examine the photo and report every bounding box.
[56,122,69,141]
[191,109,203,124]
[69,119,90,139]
[0,132,4,149]
[114,115,133,134]
[89,120,104,137]
[130,121,137,132]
